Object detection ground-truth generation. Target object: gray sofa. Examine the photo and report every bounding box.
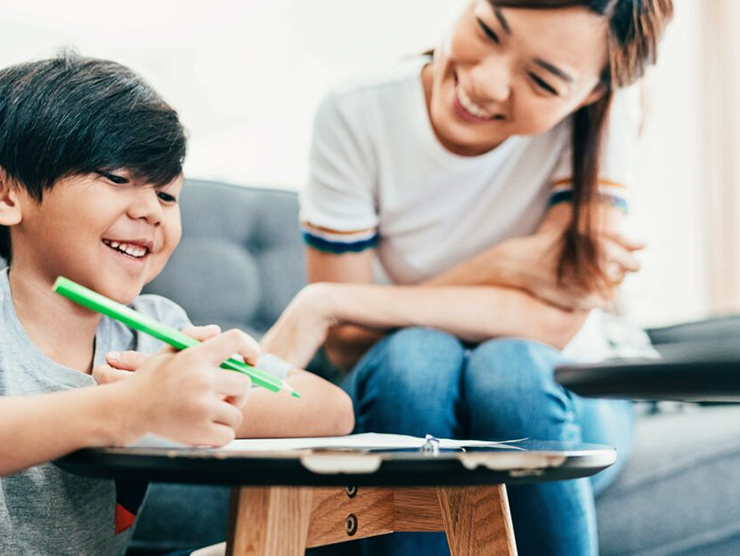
[130,179,740,555]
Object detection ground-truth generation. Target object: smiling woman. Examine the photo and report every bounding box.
[263,1,674,554]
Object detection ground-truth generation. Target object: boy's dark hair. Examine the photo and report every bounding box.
[0,51,187,262]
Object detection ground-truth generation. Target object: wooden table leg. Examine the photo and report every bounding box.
[226,486,313,556]
[437,485,517,556]
[226,484,516,556]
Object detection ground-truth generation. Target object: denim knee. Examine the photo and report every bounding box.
[345,327,465,437]
[461,338,579,441]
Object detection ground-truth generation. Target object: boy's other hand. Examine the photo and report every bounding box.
[94,324,222,385]
[116,328,259,447]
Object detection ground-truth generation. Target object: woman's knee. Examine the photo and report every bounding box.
[462,338,573,430]
[348,327,465,436]
[365,327,465,389]
[465,338,564,391]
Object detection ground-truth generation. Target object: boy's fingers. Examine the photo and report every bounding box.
[156,325,223,355]
[214,371,252,401]
[194,329,261,367]
[182,324,222,342]
[223,394,249,409]
[204,423,237,448]
[210,401,244,430]
[93,364,135,385]
[106,350,151,371]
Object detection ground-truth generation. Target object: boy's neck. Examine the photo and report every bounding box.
[8,267,101,374]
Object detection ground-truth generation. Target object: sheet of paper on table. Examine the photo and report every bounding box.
[129,432,526,451]
[219,433,526,452]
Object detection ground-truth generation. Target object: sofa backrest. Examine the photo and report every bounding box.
[143,179,307,337]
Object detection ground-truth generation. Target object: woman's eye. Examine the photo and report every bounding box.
[156,191,178,204]
[476,18,499,45]
[528,72,559,96]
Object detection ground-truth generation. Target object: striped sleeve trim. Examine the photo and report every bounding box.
[301,222,379,254]
[549,180,629,214]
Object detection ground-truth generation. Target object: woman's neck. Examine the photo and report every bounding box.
[8,266,100,374]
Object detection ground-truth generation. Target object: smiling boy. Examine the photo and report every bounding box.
[0,53,352,555]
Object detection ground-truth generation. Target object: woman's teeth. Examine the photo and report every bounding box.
[103,240,148,258]
[457,86,493,120]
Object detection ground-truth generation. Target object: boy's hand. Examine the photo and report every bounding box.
[93,325,222,385]
[116,329,260,447]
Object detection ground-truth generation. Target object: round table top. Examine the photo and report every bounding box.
[555,342,740,402]
[56,440,616,487]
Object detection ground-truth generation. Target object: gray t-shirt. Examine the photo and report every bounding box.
[0,268,191,555]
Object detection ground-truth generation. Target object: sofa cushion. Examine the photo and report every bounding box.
[143,180,307,336]
[597,405,740,555]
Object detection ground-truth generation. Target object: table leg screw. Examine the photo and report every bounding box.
[345,513,358,536]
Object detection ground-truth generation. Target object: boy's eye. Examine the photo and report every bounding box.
[476,17,500,45]
[156,191,178,204]
[96,170,129,185]
[528,72,559,96]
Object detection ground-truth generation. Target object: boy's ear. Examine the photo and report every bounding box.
[0,168,22,226]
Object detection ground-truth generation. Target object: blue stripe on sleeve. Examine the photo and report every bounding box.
[302,231,379,254]
[548,190,629,213]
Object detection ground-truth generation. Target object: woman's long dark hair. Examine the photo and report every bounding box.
[496,0,673,293]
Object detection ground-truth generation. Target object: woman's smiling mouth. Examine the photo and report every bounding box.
[453,82,507,124]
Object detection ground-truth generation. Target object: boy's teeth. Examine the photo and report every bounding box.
[104,240,147,258]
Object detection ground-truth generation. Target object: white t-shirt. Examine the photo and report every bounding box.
[300,57,653,361]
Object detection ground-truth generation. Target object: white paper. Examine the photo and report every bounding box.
[218,433,526,452]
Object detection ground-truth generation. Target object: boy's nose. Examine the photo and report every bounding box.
[128,189,163,226]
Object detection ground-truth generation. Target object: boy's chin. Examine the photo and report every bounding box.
[84,275,146,305]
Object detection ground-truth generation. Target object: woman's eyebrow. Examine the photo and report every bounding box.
[487,2,512,35]
[534,58,575,83]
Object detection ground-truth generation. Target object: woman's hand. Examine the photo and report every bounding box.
[491,230,644,311]
[260,284,338,369]
[93,324,222,385]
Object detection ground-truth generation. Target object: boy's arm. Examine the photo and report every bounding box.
[0,386,127,477]
[0,329,257,477]
[234,369,354,438]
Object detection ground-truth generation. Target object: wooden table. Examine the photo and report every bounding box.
[57,440,616,556]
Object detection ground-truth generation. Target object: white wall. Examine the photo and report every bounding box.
[0,0,714,326]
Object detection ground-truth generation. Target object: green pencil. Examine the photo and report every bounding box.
[53,276,299,398]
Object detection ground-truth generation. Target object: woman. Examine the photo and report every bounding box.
[263,1,673,554]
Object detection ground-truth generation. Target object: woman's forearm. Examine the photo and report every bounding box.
[0,386,127,476]
[235,369,354,438]
[316,283,589,349]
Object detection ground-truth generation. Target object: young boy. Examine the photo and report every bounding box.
[0,53,353,555]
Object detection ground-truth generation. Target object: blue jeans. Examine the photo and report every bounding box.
[342,327,634,556]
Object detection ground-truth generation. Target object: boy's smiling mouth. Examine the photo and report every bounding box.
[102,238,152,259]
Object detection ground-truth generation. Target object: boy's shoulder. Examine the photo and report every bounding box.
[130,293,191,330]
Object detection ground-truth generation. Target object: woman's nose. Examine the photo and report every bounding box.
[472,56,513,104]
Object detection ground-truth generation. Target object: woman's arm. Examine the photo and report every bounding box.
[234,369,354,438]
[425,204,643,309]
[261,281,589,369]
[303,203,636,369]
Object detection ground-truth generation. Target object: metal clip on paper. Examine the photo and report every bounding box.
[421,434,441,456]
